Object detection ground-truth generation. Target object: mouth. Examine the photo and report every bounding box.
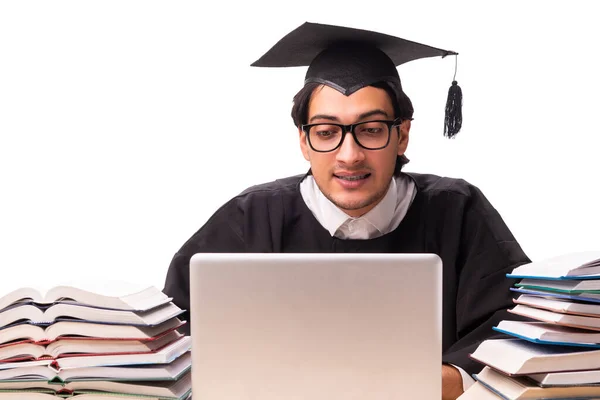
[334,173,371,181]
[333,172,372,189]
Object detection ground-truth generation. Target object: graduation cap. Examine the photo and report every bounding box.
[251,22,463,138]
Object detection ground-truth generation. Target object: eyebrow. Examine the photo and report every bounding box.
[309,109,390,123]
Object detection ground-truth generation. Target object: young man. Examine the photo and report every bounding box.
[164,22,530,399]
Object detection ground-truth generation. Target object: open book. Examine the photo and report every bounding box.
[0,371,190,400]
[0,317,185,346]
[0,330,181,363]
[0,284,171,313]
[0,302,183,329]
[507,251,600,279]
[0,351,190,383]
[0,336,191,371]
[0,395,191,400]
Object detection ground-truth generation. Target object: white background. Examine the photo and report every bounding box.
[1,0,598,292]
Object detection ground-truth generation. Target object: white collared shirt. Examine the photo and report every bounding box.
[299,174,416,239]
[299,173,475,391]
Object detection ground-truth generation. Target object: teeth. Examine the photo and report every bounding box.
[338,174,368,181]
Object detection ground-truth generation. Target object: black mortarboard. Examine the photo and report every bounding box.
[251,22,463,137]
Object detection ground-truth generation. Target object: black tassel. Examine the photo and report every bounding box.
[444,80,462,138]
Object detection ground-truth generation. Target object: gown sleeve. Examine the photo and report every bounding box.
[441,183,530,375]
[162,201,245,335]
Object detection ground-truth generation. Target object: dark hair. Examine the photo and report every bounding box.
[290,81,412,172]
[291,81,414,127]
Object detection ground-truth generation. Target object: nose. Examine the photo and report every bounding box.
[335,131,365,165]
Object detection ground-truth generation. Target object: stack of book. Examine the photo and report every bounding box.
[459,251,600,399]
[0,284,192,399]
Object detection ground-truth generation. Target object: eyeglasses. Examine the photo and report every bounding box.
[301,118,402,153]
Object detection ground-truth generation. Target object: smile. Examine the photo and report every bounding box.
[335,173,371,181]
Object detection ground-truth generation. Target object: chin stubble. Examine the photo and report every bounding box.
[324,177,391,212]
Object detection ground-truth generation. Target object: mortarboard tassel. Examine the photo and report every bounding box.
[444,55,462,138]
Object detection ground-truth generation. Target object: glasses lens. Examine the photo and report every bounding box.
[307,121,392,152]
[307,124,343,152]
[354,121,390,149]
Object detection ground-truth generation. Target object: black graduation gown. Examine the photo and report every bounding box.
[163,172,530,375]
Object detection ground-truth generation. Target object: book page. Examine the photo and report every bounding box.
[512,252,600,276]
[48,279,153,299]
[0,275,52,304]
[0,278,153,301]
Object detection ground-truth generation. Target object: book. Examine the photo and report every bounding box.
[0,330,181,363]
[514,294,600,318]
[493,320,600,347]
[0,284,171,313]
[510,287,600,304]
[0,336,191,371]
[469,338,600,375]
[474,365,600,399]
[516,278,600,293]
[529,368,600,387]
[0,302,183,329]
[506,251,600,279]
[0,371,191,400]
[0,283,192,399]
[0,317,185,347]
[0,351,190,383]
[456,381,501,399]
[0,394,191,400]
[53,335,191,370]
[508,304,600,331]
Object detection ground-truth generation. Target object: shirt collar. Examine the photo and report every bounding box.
[360,177,398,234]
[300,175,400,237]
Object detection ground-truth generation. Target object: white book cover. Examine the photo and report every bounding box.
[508,251,600,279]
[470,338,600,375]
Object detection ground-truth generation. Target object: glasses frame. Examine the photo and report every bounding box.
[301,118,403,153]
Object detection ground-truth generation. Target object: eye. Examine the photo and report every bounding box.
[311,125,341,140]
[356,122,387,136]
[316,130,335,137]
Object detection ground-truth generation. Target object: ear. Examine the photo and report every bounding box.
[299,127,310,161]
[396,119,411,156]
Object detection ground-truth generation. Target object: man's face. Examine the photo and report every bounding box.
[299,85,410,217]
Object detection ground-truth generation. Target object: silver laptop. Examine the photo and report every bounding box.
[189,253,442,399]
